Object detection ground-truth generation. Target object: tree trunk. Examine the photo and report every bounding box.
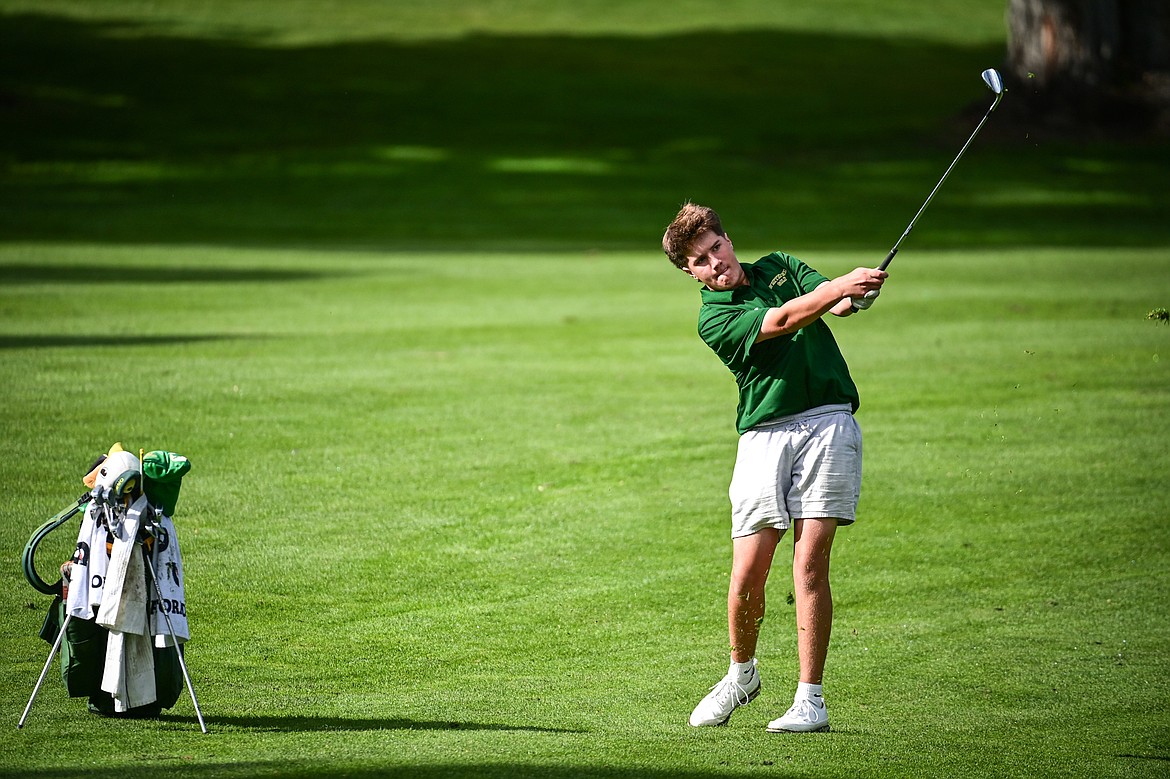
[1005,0,1170,133]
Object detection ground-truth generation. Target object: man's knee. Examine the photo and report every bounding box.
[730,565,770,597]
[792,548,832,592]
[793,562,830,593]
[792,519,836,586]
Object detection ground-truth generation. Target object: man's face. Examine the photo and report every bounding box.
[684,230,745,291]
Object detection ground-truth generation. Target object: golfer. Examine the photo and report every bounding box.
[662,203,886,732]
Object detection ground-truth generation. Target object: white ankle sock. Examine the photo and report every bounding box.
[796,681,823,700]
[730,659,756,681]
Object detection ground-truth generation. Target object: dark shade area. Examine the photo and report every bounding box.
[1,12,1167,253]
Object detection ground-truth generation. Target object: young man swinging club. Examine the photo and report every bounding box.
[662,202,886,733]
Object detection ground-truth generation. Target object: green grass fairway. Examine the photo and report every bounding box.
[1,244,1167,778]
[2,1,1169,778]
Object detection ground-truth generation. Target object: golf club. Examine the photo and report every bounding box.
[878,67,1005,272]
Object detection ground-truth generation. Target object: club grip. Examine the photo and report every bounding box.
[879,248,897,271]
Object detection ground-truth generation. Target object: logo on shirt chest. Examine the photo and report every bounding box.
[768,271,789,290]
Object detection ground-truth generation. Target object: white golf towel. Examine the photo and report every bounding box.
[148,513,189,645]
[96,496,149,635]
[101,629,157,712]
[96,496,155,711]
[65,502,111,619]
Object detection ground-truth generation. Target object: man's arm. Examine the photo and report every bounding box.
[755,267,886,343]
[827,290,858,318]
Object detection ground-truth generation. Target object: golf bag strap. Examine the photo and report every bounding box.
[22,495,91,596]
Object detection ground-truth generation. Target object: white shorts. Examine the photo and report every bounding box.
[729,404,862,538]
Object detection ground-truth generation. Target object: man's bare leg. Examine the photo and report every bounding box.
[765,518,838,733]
[689,528,781,726]
[729,528,781,662]
[791,518,837,683]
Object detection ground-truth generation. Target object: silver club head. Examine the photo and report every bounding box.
[981,68,1005,111]
[982,68,1004,95]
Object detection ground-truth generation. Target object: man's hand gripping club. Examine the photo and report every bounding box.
[833,267,887,314]
[759,267,888,341]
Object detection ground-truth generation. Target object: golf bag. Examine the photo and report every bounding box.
[37,592,184,717]
[21,443,193,719]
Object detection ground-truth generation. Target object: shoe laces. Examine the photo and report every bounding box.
[709,674,755,707]
[785,697,824,721]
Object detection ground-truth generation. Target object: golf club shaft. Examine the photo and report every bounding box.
[880,94,1002,272]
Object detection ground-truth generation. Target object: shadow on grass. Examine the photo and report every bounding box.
[0,264,335,285]
[2,763,806,779]
[2,12,1167,252]
[163,713,582,733]
[0,334,261,350]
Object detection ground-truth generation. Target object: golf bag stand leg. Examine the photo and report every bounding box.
[143,553,208,734]
[17,613,72,729]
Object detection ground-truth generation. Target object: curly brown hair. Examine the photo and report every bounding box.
[662,202,725,270]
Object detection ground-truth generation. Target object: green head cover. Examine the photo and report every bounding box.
[142,451,192,516]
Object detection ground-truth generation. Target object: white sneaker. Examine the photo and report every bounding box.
[766,696,830,733]
[688,660,761,727]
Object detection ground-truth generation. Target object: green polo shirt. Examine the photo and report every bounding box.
[698,251,859,433]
